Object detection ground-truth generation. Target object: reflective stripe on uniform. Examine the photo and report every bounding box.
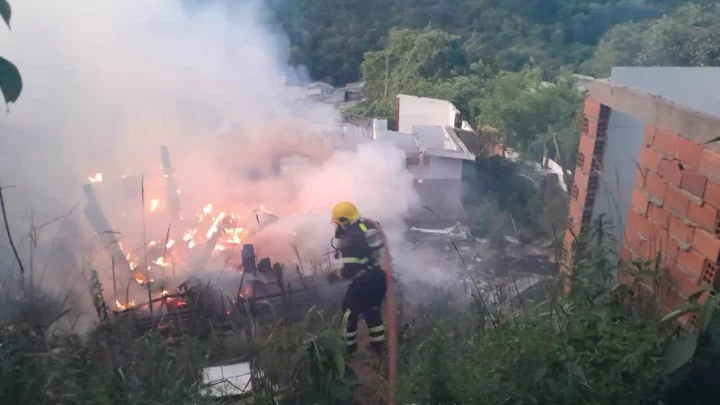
[345,331,357,338]
[341,309,352,337]
[343,257,368,264]
[368,335,385,343]
[368,325,385,333]
[365,229,383,248]
[359,223,368,232]
[346,339,357,346]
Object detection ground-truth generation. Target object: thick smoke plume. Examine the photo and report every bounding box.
[0,0,430,323]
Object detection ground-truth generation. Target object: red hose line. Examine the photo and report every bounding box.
[365,219,396,405]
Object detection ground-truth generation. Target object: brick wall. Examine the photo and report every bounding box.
[623,123,720,312]
[564,97,720,319]
[562,98,610,271]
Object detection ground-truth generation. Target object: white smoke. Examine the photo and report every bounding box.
[0,0,440,323]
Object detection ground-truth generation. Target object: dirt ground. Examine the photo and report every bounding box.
[349,322,390,405]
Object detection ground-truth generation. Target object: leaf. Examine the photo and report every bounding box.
[334,353,345,377]
[707,314,720,355]
[343,364,359,386]
[663,333,698,375]
[532,365,547,383]
[0,56,22,105]
[659,304,698,327]
[688,285,712,304]
[697,293,719,333]
[312,341,323,366]
[329,382,353,401]
[0,0,9,29]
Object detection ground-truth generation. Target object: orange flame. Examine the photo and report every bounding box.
[166,239,176,248]
[183,229,197,248]
[116,300,136,310]
[149,198,160,212]
[206,212,226,239]
[224,228,244,244]
[88,173,103,183]
[182,229,196,242]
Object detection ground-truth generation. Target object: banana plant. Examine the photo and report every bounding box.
[1,0,23,106]
[660,285,720,375]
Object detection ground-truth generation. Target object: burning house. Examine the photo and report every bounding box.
[81,137,358,335]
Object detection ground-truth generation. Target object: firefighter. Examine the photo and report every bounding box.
[327,201,387,355]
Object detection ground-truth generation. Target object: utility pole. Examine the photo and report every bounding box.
[384,52,389,100]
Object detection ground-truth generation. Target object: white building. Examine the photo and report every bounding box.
[372,95,475,226]
[396,94,460,133]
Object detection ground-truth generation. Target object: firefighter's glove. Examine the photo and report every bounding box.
[327,269,341,284]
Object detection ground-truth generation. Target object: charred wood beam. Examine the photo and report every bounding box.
[160,146,181,222]
[83,184,134,282]
[195,227,221,271]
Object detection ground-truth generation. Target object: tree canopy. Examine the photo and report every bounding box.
[586,3,720,76]
[270,0,701,85]
[266,0,720,158]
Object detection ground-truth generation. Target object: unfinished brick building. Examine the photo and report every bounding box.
[564,67,720,314]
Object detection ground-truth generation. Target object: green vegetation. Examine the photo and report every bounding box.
[2,220,719,404]
[269,0,720,158]
[587,3,720,76]
[272,0,702,86]
[0,0,22,106]
[0,283,356,405]
[395,220,720,405]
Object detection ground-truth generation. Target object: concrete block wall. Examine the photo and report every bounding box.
[564,96,720,321]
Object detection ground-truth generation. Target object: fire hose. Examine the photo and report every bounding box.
[363,219,396,405]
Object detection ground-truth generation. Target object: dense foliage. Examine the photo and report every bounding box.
[271,0,708,86]
[266,1,720,157]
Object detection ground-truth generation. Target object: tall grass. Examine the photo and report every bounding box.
[395,218,720,405]
[1,212,719,405]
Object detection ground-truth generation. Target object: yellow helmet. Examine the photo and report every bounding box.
[331,201,361,227]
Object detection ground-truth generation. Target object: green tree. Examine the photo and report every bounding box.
[584,22,646,77]
[0,0,22,106]
[354,27,484,127]
[268,0,683,85]
[640,3,720,67]
[587,3,720,76]
[475,68,582,162]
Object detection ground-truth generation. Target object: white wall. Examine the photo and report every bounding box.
[611,67,720,118]
[407,155,462,180]
[592,110,645,244]
[397,95,458,133]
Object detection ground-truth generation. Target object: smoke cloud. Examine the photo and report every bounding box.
[0,0,435,323]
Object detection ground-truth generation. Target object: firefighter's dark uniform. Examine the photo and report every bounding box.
[335,218,387,354]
